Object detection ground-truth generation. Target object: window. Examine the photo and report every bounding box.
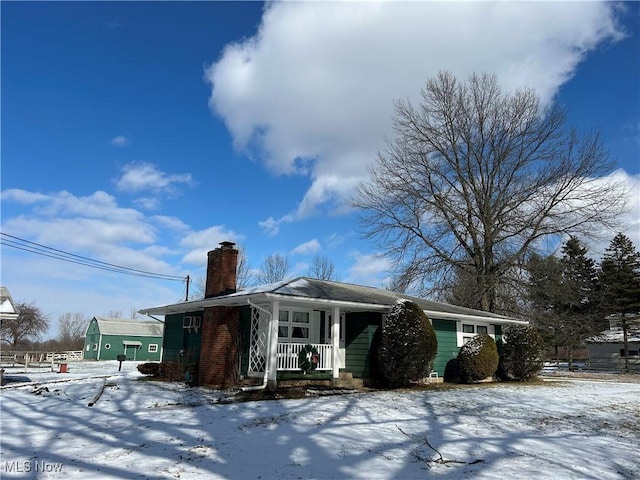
[86,345,90,352]
[148,344,158,353]
[620,349,639,357]
[183,316,201,328]
[278,309,311,342]
[104,343,111,350]
[462,324,475,334]
[457,322,495,347]
[183,316,202,333]
[93,344,98,351]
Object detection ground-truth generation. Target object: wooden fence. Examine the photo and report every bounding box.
[0,350,84,367]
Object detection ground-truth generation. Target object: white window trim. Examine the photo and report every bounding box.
[183,315,202,333]
[104,343,111,350]
[148,344,158,353]
[324,312,345,345]
[277,307,318,343]
[456,321,495,347]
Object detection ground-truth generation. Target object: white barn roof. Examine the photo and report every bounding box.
[92,317,164,337]
[0,286,19,321]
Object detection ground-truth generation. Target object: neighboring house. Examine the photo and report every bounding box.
[140,242,527,389]
[586,322,640,373]
[0,286,19,324]
[83,317,164,361]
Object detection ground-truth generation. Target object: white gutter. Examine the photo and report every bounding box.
[421,309,528,325]
[140,292,526,324]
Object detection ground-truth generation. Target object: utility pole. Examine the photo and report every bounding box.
[185,275,190,301]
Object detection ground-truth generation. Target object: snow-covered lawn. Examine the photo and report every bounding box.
[1,361,638,479]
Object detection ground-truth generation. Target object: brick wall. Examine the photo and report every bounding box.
[198,305,241,387]
[205,242,238,298]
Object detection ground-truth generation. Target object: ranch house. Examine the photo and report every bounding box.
[140,242,526,389]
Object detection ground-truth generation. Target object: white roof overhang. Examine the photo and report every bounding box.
[139,293,526,325]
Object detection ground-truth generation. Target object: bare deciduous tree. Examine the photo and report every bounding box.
[235,247,252,289]
[308,253,340,281]
[256,253,290,284]
[189,246,253,299]
[1,301,49,349]
[353,71,627,313]
[58,312,88,350]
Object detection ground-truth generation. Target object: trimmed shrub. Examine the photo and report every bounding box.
[377,299,438,387]
[498,325,545,381]
[457,334,499,383]
[137,362,160,376]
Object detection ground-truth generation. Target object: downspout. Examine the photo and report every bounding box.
[240,299,272,391]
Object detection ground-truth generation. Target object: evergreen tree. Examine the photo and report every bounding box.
[527,237,601,367]
[527,253,568,358]
[599,233,640,373]
[558,237,603,365]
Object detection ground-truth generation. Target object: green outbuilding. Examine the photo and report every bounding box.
[83,317,164,361]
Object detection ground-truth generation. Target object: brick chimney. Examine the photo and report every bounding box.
[205,241,238,298]
[200,241,241,387]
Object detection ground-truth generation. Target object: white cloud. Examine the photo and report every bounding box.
[180,226,243,265]
[258,214,294,236]
[110,135,130,147]
[0,189,191,275]
[115,162,193,194]
[207,1,624,225]
[291,239,321,255]
[586,170,640,257]
[346,251,393,287]
[1,189,50,204]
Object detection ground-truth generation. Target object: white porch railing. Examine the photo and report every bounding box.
[276,343,333,371]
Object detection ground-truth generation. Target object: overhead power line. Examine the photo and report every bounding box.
[0,232,186,282]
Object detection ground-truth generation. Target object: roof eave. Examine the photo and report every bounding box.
[139,292,526,324]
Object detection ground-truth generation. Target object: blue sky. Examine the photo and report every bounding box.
[2,1,639,338]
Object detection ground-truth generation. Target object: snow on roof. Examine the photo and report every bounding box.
[587,327,640,344]
[93,317,164,337]
[141,277,525,324]
[0,286,19,320]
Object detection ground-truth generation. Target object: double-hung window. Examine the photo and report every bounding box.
[457,322,493,346]
[278,309,311,342]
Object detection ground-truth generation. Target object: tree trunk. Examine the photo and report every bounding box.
[622,314,629,374]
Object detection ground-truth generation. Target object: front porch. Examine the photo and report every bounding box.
[275,342,334,371]
[246,301,346,388]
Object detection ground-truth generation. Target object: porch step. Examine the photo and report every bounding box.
[336,371,363,389]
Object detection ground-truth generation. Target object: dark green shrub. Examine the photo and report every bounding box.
[444,358,461,382]
[377,300,438,387]
[498,325,545,381]
[457,334,499,383]
[137,362,160,376]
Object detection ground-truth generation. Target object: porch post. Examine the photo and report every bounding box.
[267,300,280,391]
[331,306,340,383]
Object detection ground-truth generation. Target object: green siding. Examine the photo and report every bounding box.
[98,334,162,361]
[432,319,458,377]
[162,312,202,363]
[83,319,101,360]
[239,306,251,376]
[494,324,503,344]
[345,312,381,378]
